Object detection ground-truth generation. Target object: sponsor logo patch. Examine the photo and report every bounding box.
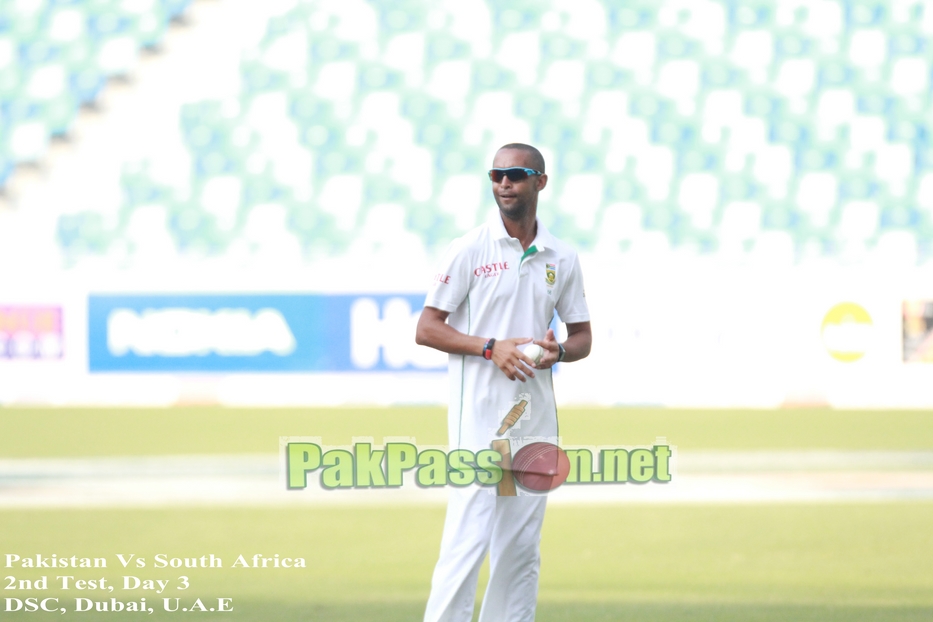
[474,262,509,278]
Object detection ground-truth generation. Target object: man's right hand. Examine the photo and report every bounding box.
[490,337,536,382]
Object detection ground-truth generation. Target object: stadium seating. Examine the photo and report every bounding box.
[1,0,191,185]
[2,0,931,266]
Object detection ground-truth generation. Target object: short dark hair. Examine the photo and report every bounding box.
[497,143,545,174]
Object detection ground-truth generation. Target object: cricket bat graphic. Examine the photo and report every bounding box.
[497,399,528,435]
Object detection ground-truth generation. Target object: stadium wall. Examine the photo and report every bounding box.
[2,260,932,408]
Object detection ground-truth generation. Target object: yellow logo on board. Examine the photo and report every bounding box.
[821,302,873,362]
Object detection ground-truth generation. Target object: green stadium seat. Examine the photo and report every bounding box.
[57,210,114,259]
[759,200,794,228]
[742,85,786,120]
[555,144,604,174]
[425,32,470,63]
[603,176,645,204]
[879,204,921,230]
[170,204,226,256]
[657,33,699,59]
[845,0,889,27]
[668,210,718,254]
[608,2,657,30]
[163,0,192,20]
[728,0,777,28]
[701,59,740,89]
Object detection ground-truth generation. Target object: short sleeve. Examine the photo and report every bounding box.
[555,253,590,324]
[423,238,471,313]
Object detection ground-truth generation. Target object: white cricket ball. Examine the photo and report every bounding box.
[522,343,545,365]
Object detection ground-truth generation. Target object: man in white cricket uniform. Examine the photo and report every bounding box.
[416,143,592,622]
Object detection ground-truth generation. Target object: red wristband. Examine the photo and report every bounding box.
[482,338,496,360]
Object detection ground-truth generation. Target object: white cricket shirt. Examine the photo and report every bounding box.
[424,213,590,452]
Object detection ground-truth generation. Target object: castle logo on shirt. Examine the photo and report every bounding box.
[473,262,509,278]
[545,264,556,286]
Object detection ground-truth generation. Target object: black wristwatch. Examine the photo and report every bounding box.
[557,342,566,362]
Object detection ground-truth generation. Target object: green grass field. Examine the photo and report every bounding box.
[2,407,933,621]
[3,406,933,456]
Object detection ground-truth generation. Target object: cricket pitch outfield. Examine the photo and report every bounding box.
[2,406,932,621]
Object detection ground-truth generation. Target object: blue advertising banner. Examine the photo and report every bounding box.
[88,294,445,372]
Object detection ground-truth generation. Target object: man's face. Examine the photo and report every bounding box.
[490,149,548,221]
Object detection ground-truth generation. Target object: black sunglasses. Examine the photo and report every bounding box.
[487,167,543,182]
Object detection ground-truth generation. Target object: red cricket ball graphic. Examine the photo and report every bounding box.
[511,442,571,492]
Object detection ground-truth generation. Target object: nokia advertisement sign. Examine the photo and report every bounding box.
[88,294,445,373]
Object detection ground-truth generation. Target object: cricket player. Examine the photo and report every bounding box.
[415,143,592,622]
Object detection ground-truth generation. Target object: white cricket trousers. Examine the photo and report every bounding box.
[423,485,548,622]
